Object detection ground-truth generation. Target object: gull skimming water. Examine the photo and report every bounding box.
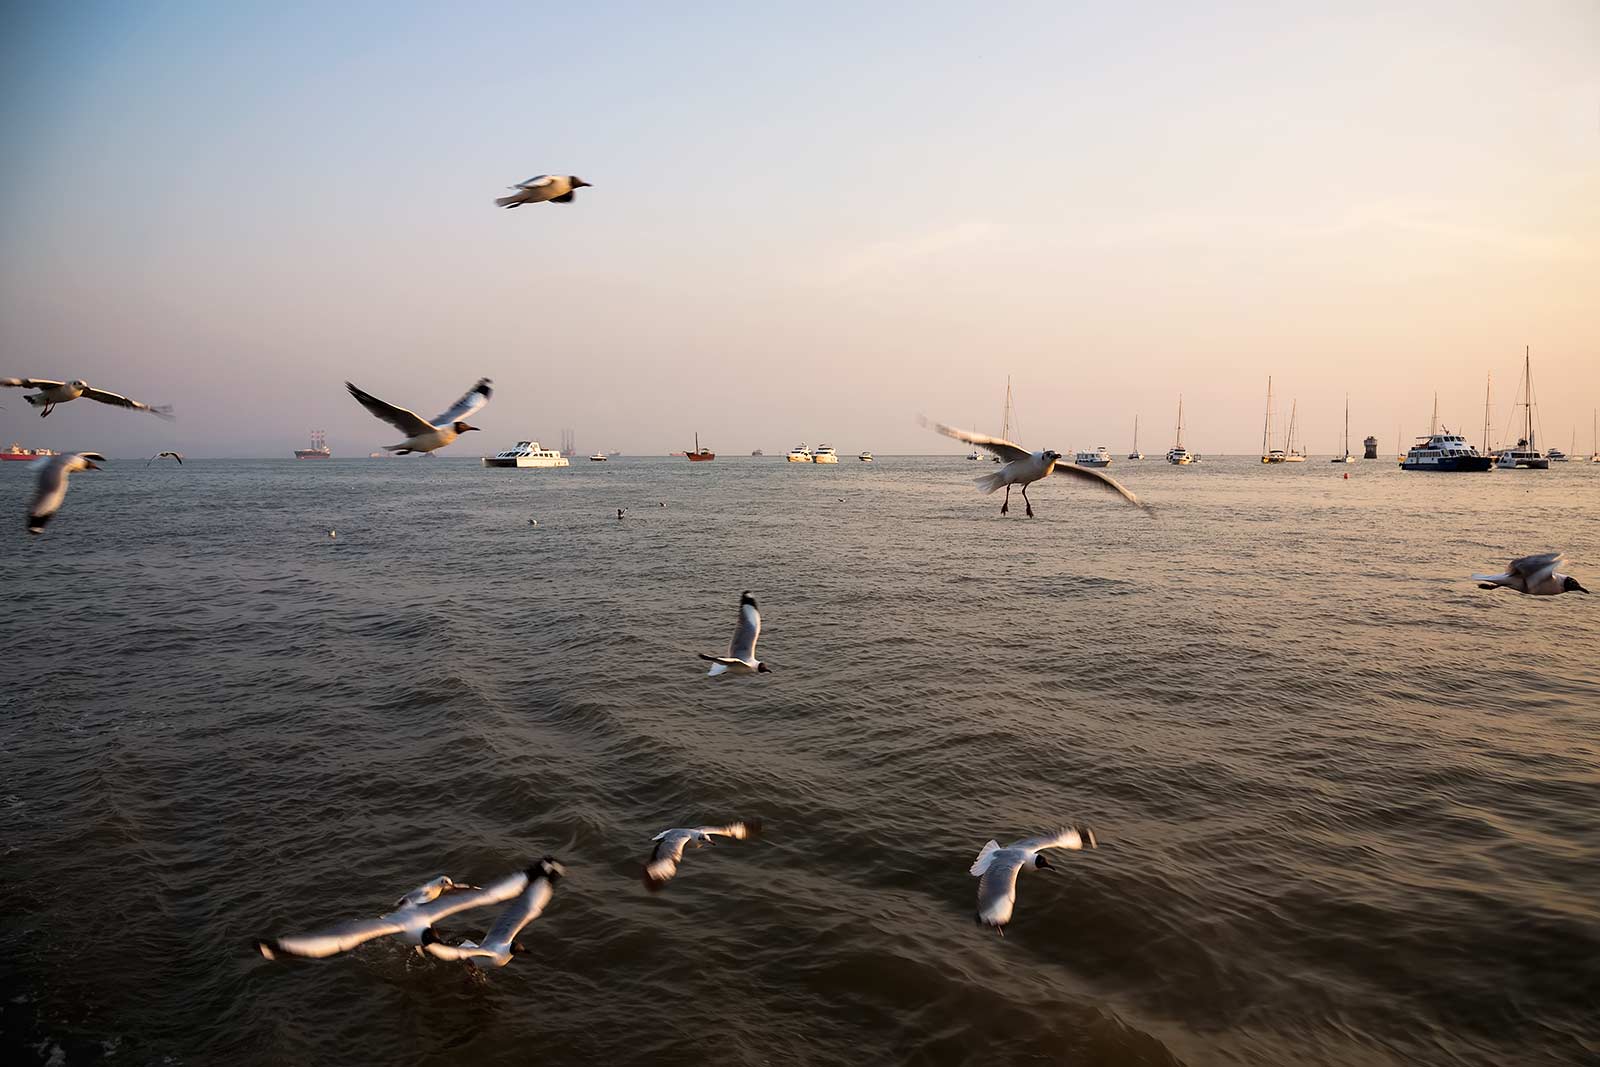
[643,821,760,890]
[699,592,770,676]
[419,858,564,969]
[1473,552,1587,596]
[27,452,106,535]
[923,419,1149,517]
[345,377,491,454]
[971,826,1097,934]
[146,451,183,466]
[3,377,173,419]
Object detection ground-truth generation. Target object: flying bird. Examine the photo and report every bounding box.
[345,377,491,454]
[923,419,1149,517]
[27,452,106,535]
[971,826,1097,934]
[495,175,592,208]
[1473,552,1587,596]
[698,591,770,676]
[419,859,565,969]
[2,377,173,419]
[147,451,183,466]
[643,820,761,890]
[251,869,531,960]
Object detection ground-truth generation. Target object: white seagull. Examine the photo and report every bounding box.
[643,820,761,890]
[971,826,1097,934]
[698,591,771,676]
[419,858,565,969]
[146,451,184,466]
[923,419,1150,517]
[1473,552,1587,596]
[495,175,592,208]
[252,868,533,960]
[28,452,106,535]
[2,377,173,419]
[345,377,492,454]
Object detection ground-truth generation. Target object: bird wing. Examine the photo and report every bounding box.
[2,377,64,389]
[646,830,693,885]
[1509,552,1562,577]
[408,869,531,925]
[970,840,1002,876]
[922,418,1030,463]
[975,850,1027,928]
[516,176,556,189]
[728,594,761,661]
[1012,826,1095,853]
[477,870,557,956]
[1050,463,1151,512]
[29,456,74,522]
[345,382,434,435]
[430,378,493,426]
[256,915,407,959]
[698,819,759,841]
[79,386,174,419]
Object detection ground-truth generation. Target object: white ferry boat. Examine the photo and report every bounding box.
[483,441,570,468]
[1074,446,1112,468]
[589,452,608,462]
[1401,429,1492,471]
[787,444,812,462]
[811,444,839,464]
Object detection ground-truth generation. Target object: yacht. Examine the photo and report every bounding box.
[1260,377,1284,463]
[589,452,608,462]
[1547,446,1568,463]
[812,444,839,464]
[857,451,873,462]
[1167,395,1194,465]
[1074,446,1112,468]
[1401,429,1492,471]
[1496,348,1548,469]
[483,441,570,468]
[787,444,813,462]
[966,450,981,461]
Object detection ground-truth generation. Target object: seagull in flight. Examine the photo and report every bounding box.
[3,377,173,420]
[643,820,761,890]
[495,175,592,208]
[419,858,565,969]
[147,451,183,466]
[923,419,1149,517]
[698,591,770,676]
[27,452,106,535]
[252,868,532,960]
[1473,552,1587,596]
[971,826,1097,934]
[345,377,491,454]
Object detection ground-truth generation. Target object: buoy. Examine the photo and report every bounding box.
[1343,473,1348,480]
[329,530,337,538]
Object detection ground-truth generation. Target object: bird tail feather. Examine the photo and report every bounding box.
[974,471,1007,495]
[495,196,522,208]
[1471,574,1507,583]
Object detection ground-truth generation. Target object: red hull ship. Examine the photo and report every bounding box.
[1,442,58,462]
[687,432,715,461]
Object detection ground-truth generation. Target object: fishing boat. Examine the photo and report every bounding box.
[1495,348,1548,469]
[1074,446,1112,468]
[811,444,839,464]
[1167,395,1194,465]
[1330,396,1355,462]
[1127,416,1143,459]
[1261,377,1285,462]
[483,441,570,468]
[687,432,715,462]
[787,444,812,462]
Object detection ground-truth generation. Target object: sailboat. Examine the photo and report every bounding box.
[1283,400,1306,461]
[1127,415,1143,460]
[1260,376,1285,463]
[1496,347,1548,469]
[1166,395,1194,464]
[992,377,1014,462]
[1330,395,1354,462]
[686,432,715,462]
[1592,409,1600,463]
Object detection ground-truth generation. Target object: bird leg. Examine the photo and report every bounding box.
[41,402,53,418]
[1021,484,1034,518]
[1001,485,1011,515]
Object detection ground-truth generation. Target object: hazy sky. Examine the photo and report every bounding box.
[2,1,1596,457]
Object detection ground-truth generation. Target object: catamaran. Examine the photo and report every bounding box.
[1495,347,1548,469]
[1167,395,1194,465]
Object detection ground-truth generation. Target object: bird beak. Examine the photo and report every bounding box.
[573,179,592,188]
[462,424,480,433]
[1574,583,1589,594]
[84,461,102,471]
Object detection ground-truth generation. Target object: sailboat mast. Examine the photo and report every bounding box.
[1482,373,1491,453]
[1133,415,1138,452]
[1524,346,1534,450]
[1177,395,1185,447]
[1262,376,1273,456]
[1344,394,1350,456]
[1430,392,1438,437]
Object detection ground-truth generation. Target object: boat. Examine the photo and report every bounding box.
[1127,416,1143,459]
[294,430,331,460]
[589,452,608,462]
[1401,428,1493,471]
[1260,377,1284,463]
[1547,446,1568,463]
[857,451,873,462]
[787,444,812,462]
[966,450,980,461]
[687,432,715,462]
[751,449,764,457]
[1283,400,1306,461]
[993,377,1015,461]
[1495,348,1548,469]
[1,442,58,462]
[1592,409,1600,463]
[1167,395,1194,465]
[811,444,839,464]
[1074,446,1112,468]
[1331,396,1355,462]
[483,441,570,468]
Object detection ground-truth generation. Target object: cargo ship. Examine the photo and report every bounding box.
[687,432,715,462]
[294,430,331,459]
[2,442,58,462]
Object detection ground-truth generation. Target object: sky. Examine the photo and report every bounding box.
[2,1,1597,458]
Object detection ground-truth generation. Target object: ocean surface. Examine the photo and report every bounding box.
[3,453,1597,1066]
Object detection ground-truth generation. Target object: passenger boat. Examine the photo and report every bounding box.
[811,444,839,464]
[1074,446,1112,468]
[1400,429,1492,471]
[787,444,812,462]
[687,432,715,462]
[483,441,570,468]
[1167,395,1194,465]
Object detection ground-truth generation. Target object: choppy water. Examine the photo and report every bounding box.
[2,454,1597,1066]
